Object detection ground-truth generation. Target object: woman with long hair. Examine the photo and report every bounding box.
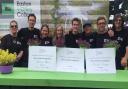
[53,25,65,47]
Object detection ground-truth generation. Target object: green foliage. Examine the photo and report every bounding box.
[104,40,120,50]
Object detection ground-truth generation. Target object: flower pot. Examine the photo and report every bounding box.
[0,65,13,74]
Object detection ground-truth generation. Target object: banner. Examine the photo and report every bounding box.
[0,0,41,36]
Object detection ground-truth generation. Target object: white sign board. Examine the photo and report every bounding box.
[28,46,56,71]
[57,48,85,73]
[85,48,116,73]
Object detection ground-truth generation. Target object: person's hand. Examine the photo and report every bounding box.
[15,51,23,61]
[16,55,22,61]
[121,57,127,67]
[108,27,114,37]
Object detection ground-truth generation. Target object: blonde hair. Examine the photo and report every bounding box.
[54,25,64,38]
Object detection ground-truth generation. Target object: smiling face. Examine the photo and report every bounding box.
[114,17,122,29]
[56,26,63,38]
[28,16,36,29]
[84,26,92,34]
[10,21,18,35]
[41,26,49,37]
[97,18,106,32]
[71,18,81,34]
[72,21,80,31]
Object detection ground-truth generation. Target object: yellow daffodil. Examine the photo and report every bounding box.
[0,49,17,66]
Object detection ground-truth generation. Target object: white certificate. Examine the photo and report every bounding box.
[28,46,56,71]
[57,48,85,73]
[85,48,116,73]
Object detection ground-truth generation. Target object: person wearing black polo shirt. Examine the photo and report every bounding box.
[17,14,40,67]
[65,18,81,48]
[39,24,53,46]
[80,23,96,48]
[95,16,111,48]
[0,20,23,67]
[110,14,128,69]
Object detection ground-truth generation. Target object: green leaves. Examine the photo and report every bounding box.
[104,40,120,50]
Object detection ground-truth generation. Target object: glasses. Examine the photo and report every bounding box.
[97,22,106,25]
[10,25,18,28]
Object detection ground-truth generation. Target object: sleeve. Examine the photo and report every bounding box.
[92,33,96,48]
[19,39,24,52]
[51,37,53,46]
[17,29,22,38]
[124,33,128,48]
[37,29,41,39]
[0,36,7,50]
[120,30,128,57]
[91,32,96,48]
[52,37,56,46]
[65,35,70,47]
[17,29,27,49]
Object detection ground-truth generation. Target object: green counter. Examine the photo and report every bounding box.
[0,68,128,89]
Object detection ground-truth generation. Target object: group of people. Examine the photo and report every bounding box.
[0,13,128,70]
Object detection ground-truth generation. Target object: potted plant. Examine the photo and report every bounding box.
[0,49,16,74]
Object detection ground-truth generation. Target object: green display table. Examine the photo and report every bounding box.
[0,68,128,89]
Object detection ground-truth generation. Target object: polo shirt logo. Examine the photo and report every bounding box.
[45,41,50,44]
[34,35,38,39]
[104,39,109,43]
[90,39,93,42]
[13,40,16,44]
[17,41,21,45]
[117,37,123,41]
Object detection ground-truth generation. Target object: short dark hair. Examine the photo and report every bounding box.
[83,23,91,29]
[71,18,81,25]
[28,13,36,20]
[113,14,124,28]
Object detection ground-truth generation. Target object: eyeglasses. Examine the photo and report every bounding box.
[97,22,106,25]
[10,25,18,28]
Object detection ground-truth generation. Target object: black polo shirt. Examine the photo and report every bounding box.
[80,32,96,48]
[95,32,111,48]
[65,31,81,48]
[0,34,22,54]
[17,28,40,49]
